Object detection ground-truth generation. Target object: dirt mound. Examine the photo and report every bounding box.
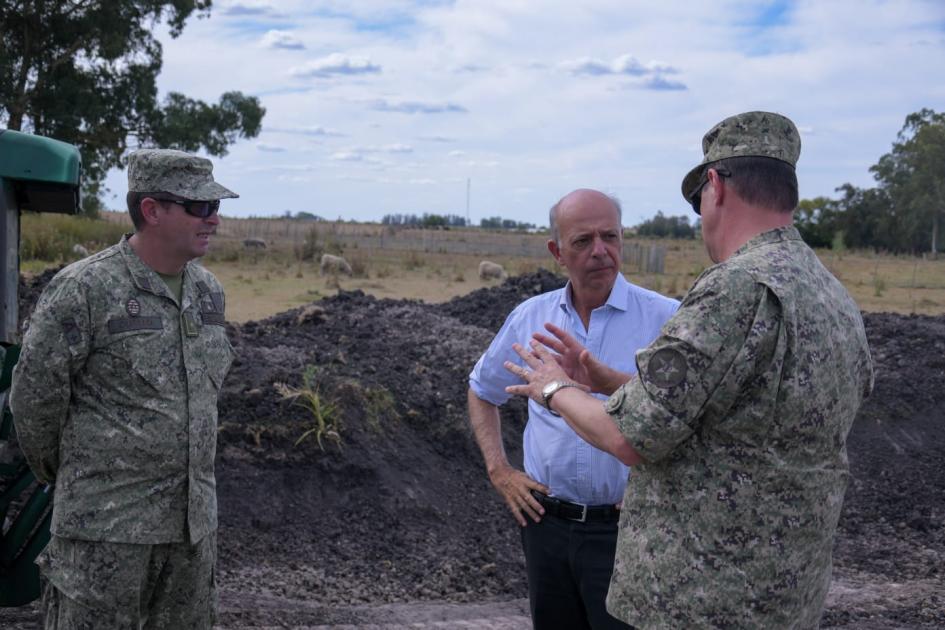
[4,272,944,628]
[212,278,944,628]
[215,289,533,612]
[432,267,566,331]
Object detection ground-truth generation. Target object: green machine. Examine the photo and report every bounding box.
[0,129,80,606]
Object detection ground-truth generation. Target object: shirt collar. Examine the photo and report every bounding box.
[733,225,803,258]
[558,272,630,314]
[119,233,197,308]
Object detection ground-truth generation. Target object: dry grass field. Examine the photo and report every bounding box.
[32,212,945,322]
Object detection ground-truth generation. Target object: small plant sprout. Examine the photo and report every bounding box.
[274,365,341,450]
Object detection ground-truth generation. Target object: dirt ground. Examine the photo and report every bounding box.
[3,269,944,628]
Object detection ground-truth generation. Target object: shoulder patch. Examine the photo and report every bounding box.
[646,348,688,388]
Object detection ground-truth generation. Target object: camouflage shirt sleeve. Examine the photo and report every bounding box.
[10,275,91,483]
[606,267,783,462]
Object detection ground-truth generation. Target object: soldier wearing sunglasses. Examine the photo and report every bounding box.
[504,112,874,628]
[12,149,237,629]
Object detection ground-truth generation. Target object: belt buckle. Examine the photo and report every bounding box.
[570,502,588,523]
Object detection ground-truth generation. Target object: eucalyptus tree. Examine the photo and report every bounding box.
[0,0,264,214]
[870,108,945,256]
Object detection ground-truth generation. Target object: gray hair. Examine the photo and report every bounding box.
[549,191,623,245]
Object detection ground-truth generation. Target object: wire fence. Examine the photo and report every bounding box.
[218,219,667,274]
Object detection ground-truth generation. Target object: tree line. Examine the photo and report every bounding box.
[380,213,537,231]
[381,213,468,228]
[631,109,944,255]
[633,212,699,239]
[795,109,944,255]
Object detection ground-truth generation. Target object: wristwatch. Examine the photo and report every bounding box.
[541,380,581,415]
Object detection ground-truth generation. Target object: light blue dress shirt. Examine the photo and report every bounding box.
[469,273,679,505]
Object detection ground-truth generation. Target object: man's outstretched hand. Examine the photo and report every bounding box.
[532,322,633,396]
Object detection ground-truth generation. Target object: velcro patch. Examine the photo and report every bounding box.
[646,348,688,388]
[182,312,200,337]
[107,317,163,334]
[209,292,224,313]
[61,318,82,346]
[201,312,225,326]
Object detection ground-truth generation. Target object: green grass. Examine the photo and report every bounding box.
[20,212,127,262]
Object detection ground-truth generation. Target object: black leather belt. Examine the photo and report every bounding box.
[531,491,621,523]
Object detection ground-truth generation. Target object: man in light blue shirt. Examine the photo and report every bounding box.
[468,189,678,630]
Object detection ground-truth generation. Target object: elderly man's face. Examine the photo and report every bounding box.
[550,191,622,297]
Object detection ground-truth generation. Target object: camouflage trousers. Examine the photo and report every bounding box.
[36,532,216,630]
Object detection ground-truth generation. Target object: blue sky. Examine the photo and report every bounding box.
[101,0,945,228]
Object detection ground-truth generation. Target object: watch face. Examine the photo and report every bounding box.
[542,381,560,398]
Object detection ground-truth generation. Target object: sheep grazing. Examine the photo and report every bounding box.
[243,238,267,249]
[320,253,353,276]
[478,260,506,281]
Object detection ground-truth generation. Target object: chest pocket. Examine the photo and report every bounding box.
[192,282,233,390]
[97,319,171,393]
[198,324,234,391]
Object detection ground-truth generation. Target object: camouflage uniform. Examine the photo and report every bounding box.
[10,149,236,629]
[603,113,875,629]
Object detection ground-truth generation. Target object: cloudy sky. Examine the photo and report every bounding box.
[101,0,945,228]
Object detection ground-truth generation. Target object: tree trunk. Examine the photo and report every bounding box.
[932,211,939,260]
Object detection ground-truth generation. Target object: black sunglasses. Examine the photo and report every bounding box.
[152,197,221,219]
[688,167,731,215]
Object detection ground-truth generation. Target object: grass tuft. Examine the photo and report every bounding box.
[274,365,341,451]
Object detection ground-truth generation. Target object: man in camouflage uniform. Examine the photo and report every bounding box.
[504,111,874,628]
[10,149,236,629]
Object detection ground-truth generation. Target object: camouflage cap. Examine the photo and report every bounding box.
[127,149,238,200]
[681,111,801,202]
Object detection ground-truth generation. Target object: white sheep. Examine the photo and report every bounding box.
[320,253,353,276]
[478,260,506,281]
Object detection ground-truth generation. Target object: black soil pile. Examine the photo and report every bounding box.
[6,271,945,628]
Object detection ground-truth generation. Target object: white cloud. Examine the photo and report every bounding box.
[260,30,304,50]
[218,0,278,16]
[419,135,457,143]
[331,151,363,162]
[370,99,467,114]
[289,53,381,78]
[99,0,945,226]
[560,53,681,77]
[266,125,345,138]
[637,75,687,91]
[256,143,286,152]
[380,143,413,153]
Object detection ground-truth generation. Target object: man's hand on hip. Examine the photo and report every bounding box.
[489,463,549,527]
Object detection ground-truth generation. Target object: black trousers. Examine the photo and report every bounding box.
[520,513,633,630]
